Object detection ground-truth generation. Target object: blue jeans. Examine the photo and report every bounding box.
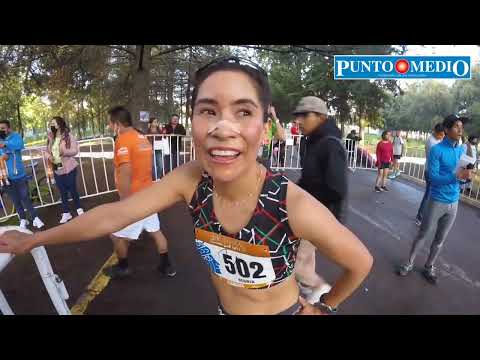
[54,168,82,213]
[416,171,431,221]
[5,177,38,220]
[152,150,164,180]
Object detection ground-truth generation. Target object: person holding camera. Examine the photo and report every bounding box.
[0,120,45,229]
[259,105,286,168]
[398,115,473,284]
[46,116,84,224]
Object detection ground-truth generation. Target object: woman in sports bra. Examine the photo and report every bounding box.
[0,57,373,315]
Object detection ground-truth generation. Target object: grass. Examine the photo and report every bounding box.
[363,133,426,157]
[25,139,47,147]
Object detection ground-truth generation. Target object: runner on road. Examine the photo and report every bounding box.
[375,130,393,193]
[398,115,472,284]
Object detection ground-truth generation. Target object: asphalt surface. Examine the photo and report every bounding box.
[1,169,479,315]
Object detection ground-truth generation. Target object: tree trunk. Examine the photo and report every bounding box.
[128,45,152,133]
[166,54,176,116]
[185,47,192,130]
[358,110,364,141]
[17,102,24,138]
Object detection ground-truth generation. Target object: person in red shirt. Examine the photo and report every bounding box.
[375,130,393,192]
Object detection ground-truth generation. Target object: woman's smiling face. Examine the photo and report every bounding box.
[191,70,265,182]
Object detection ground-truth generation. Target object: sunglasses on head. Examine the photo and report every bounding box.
[195,56,268,79]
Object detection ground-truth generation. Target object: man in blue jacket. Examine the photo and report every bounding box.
[0,120,45,229]
[398,115,473,284]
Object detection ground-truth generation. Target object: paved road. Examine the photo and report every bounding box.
[1,169,479,315]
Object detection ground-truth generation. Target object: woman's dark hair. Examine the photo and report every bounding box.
[468,135,478,143]
[381,130,390,140]
[108,106,132,127]
[49,116,71,149]
[149,117,157,125]
[191,57,272,122]
[433,123,444,134]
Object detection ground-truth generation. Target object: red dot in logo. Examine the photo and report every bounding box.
[395,59,410,74]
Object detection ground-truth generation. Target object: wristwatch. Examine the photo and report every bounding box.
[315,293,338,314]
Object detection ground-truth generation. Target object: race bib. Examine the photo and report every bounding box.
[195,228,276,289]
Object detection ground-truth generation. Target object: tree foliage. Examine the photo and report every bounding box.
[1,45,478,142]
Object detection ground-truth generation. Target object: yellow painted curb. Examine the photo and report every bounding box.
[71,253,118,315]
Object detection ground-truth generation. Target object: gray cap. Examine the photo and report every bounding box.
[292,96,328,115]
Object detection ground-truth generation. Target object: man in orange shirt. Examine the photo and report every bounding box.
[103,106,176,279]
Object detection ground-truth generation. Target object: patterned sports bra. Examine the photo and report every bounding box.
[188,169,300,289]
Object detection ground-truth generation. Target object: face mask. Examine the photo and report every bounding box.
[0,130,6,139]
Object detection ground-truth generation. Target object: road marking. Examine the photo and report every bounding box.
[348,205,480,289]
[70,253,117,315]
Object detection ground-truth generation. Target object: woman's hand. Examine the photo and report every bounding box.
[296,296,326,315]
[270,105,277,120]
[287,182,373,309]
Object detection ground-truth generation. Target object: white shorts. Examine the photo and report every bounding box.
[112,213,161,240]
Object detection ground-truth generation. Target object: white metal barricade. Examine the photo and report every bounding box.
[0,226,71,315]
[0,137,116,222]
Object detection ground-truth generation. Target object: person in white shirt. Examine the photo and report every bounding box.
[389,130,405,178]
[461,135,478,192]
[415,123,445,225]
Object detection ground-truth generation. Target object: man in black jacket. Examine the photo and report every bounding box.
[292,96,349,304]
[164,114,187,171]
[295,97,348,221]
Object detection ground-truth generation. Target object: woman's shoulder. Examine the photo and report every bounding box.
[172,160,205,188]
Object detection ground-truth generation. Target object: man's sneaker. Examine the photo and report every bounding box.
[32,217,45,229]
[306,283,332,305]
[422,266,438,285]
[375,186,382,193]
[158,262,177,277]
[397,262,413,276]
[103,264,131,279]
[297,282,313,297]
[76,208,84,216]
[415,218,422,227]
[59,213,73,224]
[19,219,29,229]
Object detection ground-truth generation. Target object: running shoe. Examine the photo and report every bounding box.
[297,282,313,297]
[19,219,29,229]
[397,262,413,276]
[306,283,332,305]
[422,266,438,285]
[76,208,84,216]
[375,186,382,193]
[381,186,389,192]
[59,213,73,224]
[158,262,177,277]
[103,264,131,279]
[32,217,45,229]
